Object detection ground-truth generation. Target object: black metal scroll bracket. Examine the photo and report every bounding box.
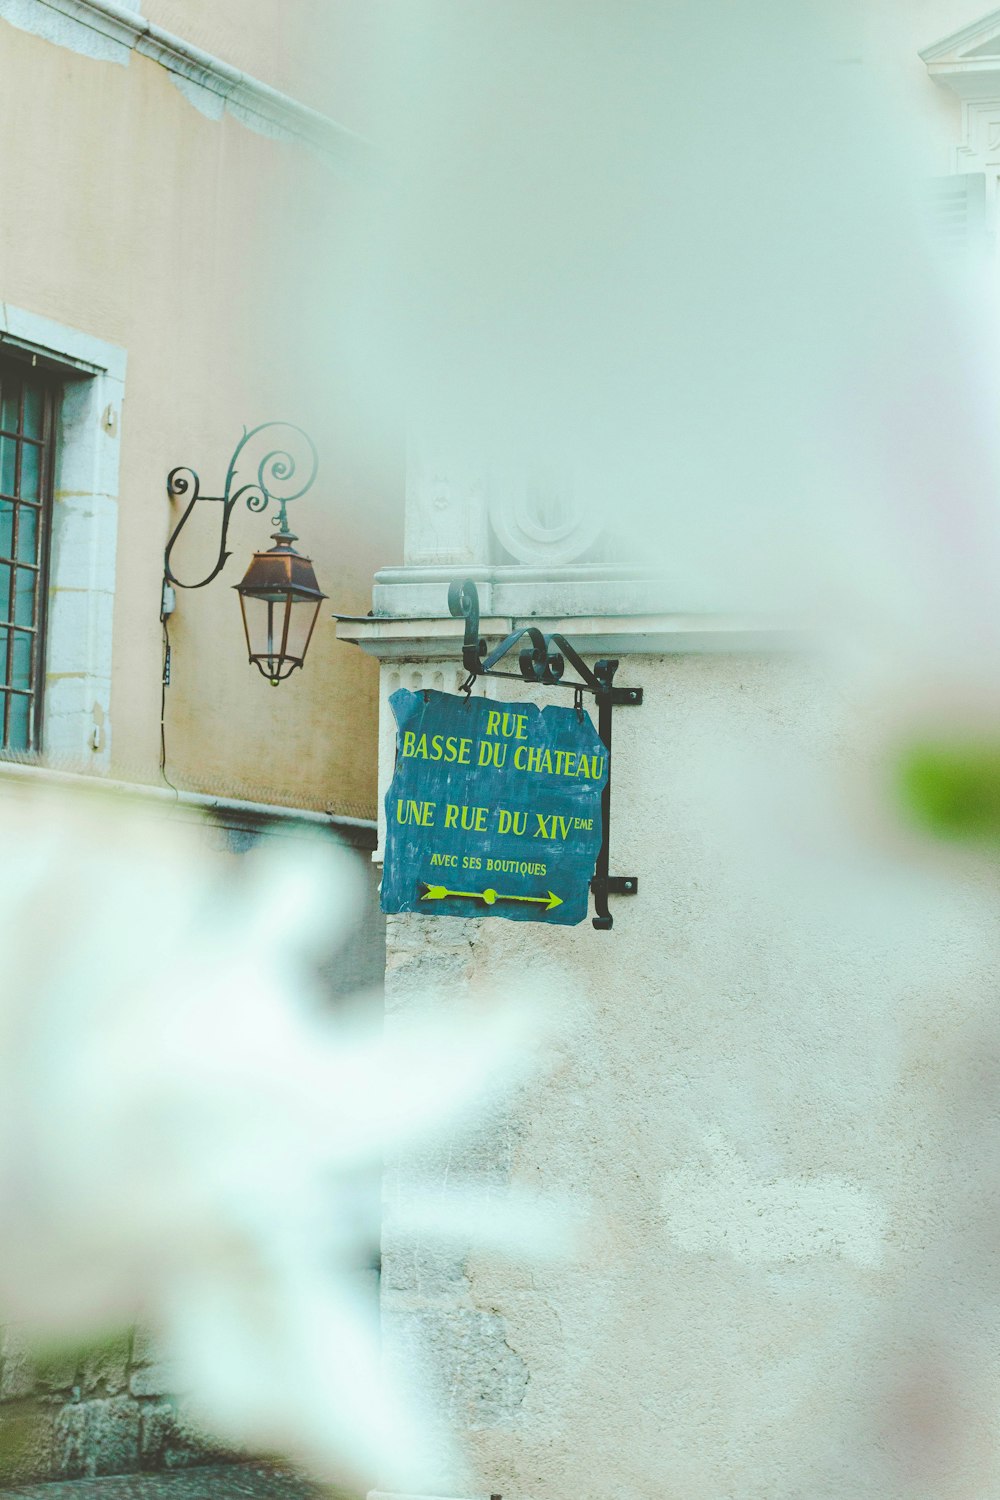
[163,422,318,591]
[447,579,643,932]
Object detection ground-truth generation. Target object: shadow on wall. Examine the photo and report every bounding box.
[209,816,386,1003]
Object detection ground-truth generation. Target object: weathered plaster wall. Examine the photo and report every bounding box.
[0,15,399,817]
[379,650,1000,1500]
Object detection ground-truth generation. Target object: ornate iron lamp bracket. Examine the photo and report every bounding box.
[448,579,642,931]
[164,422,318,590]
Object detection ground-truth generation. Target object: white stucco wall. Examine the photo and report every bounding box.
[378,649,1000,1500]
[350,2,1000,1491]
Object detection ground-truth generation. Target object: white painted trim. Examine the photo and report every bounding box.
[920,9,1000,64]
[375,563,667,586]
[370,562,710,623]
[0,759,377,835]
[0,304,126,381]
[921,10,1000,101]
[336,611,805,660]
[917,15,1000,210]
[0,0,368,166]
[0,305,125,769]
[926,60,1000,101]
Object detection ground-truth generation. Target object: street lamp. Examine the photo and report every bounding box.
[163,422,326,684]
[234,526,327,685]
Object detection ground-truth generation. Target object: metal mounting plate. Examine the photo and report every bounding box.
[593,876,639,896]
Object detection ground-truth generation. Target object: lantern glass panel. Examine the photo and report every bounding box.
[238,588,323,680]
[282,593,322,667]
[239,592,287,672]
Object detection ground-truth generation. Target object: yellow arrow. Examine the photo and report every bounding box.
[420,883,563,912]
[507,890,563,911]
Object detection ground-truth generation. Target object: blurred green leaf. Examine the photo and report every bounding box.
[897,742,1000,841]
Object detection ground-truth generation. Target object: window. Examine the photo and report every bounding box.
[926,173,990,259]
[0,359,56,752]
[0,304,125,767]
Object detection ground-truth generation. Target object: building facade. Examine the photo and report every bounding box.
[339,7,1000,1497]
[0,0,393,1483]
[8,0,1000,1494]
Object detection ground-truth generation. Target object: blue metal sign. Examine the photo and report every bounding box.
[381,689,609,926]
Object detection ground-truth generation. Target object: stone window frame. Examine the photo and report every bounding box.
[0,304,126,770]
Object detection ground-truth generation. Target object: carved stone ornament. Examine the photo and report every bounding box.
[488,474,602,565]
[955,99,1000,174]
[403,470,489,566]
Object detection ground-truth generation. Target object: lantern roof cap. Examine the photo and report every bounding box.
[234,533,328,603]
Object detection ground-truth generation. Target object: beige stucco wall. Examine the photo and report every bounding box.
[0,14,398,816]
[378,650,1000,1500]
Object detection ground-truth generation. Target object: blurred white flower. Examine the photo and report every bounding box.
[0,783,545,1486]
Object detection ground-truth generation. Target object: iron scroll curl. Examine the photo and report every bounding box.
[447,578,621,697]
[164,423,319,590]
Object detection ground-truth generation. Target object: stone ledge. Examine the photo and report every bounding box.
[336,610,802,660]
[0,761,376,845]
[0,1462,340,1498]
[372,565,676,622]
[368,1493,488,1500]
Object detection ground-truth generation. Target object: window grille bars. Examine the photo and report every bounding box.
[0,361,55,752]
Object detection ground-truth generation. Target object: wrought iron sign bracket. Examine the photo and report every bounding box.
[448,579,643,931]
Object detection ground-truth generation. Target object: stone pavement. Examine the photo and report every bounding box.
[0,1463,358,1499]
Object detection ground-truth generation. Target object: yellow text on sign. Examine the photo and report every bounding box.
[394,801,594,839]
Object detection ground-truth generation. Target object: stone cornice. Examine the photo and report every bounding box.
[373,562,687,622]
[335,611,803,660]
[921,7,1000,64]
[921,9,1000,101]
[374,563,666,587]
[0,0,368,166]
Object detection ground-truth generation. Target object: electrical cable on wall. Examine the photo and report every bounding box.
[160,581,178,793]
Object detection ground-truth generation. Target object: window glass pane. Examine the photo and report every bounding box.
[7,692,30,750]
[0,436,15,497]
[0,365,52,754]
[0,382,19,434]
[13,568,35,628]
[22,386,43,440]
[19,443,39,502]
[9,630,31,690]
[16,505,37,564]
